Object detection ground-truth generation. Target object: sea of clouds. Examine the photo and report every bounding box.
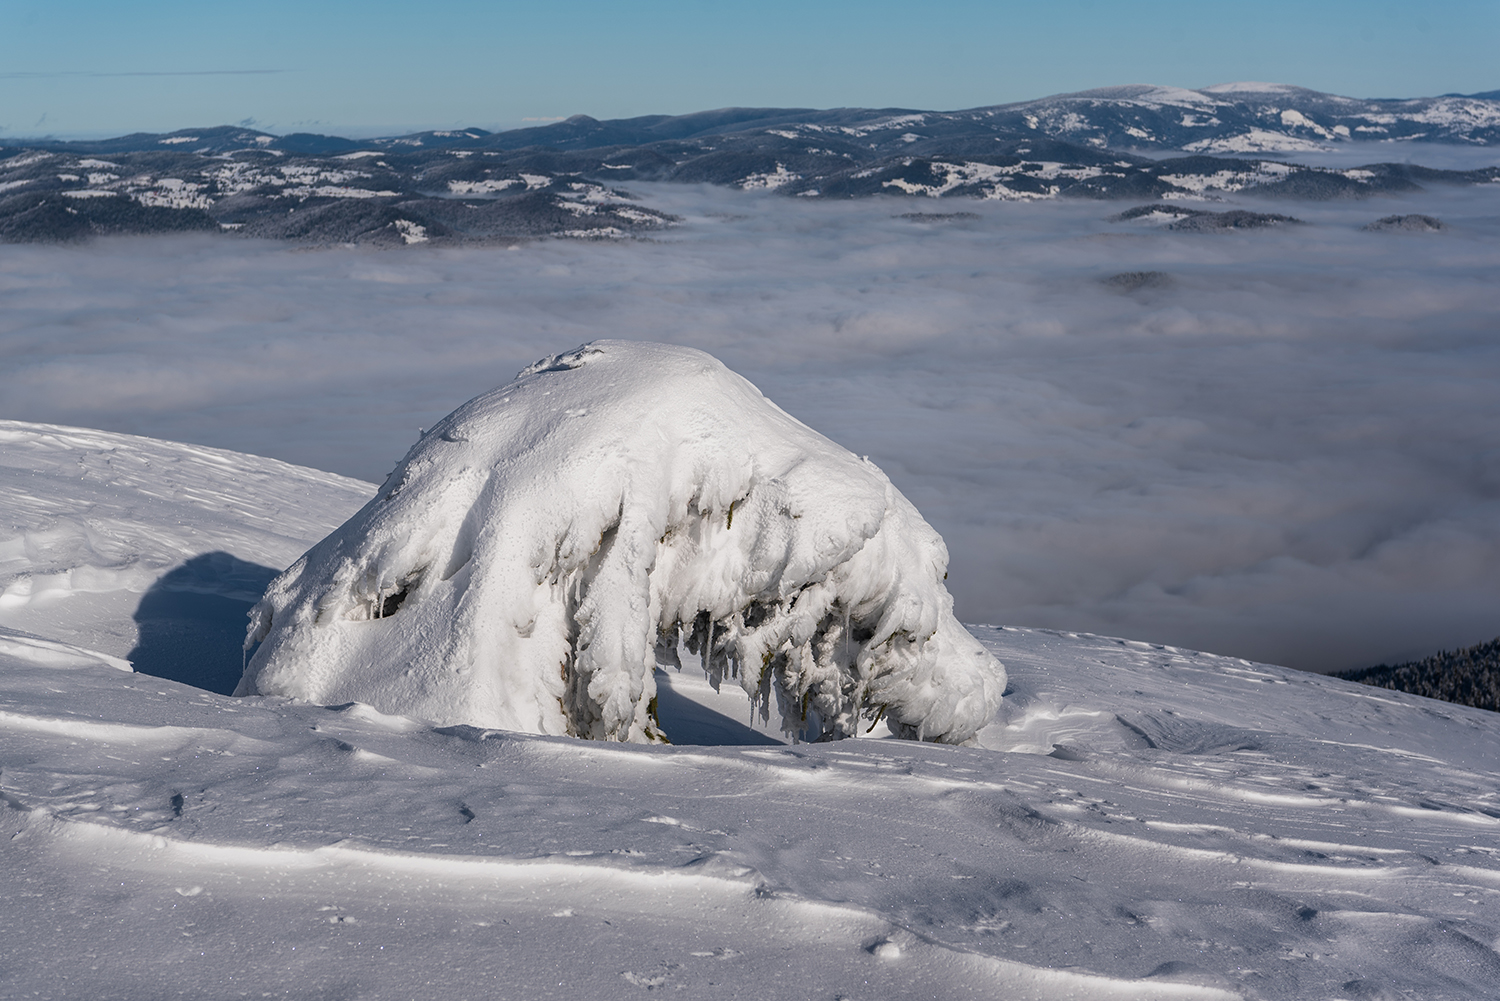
[3,181,1498,673]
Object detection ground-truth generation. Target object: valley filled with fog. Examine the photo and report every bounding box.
[4,182,1499,673]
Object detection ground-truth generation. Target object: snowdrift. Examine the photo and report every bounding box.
[238,341,1004,743]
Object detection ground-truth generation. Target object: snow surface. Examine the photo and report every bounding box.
[0,421,372,668]
[3,423,1499,999]
[240,342,1004,745]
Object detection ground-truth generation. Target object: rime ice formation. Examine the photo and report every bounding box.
[238,341,1005,744]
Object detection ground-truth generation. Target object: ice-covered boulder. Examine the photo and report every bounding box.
[238,341,1004,744]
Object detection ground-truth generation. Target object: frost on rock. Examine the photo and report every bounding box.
[238,341,1004,744]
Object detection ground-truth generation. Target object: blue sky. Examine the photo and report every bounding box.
[3,0,1497,138]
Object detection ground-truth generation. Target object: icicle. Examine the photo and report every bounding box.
[844,605,850,667]
[703,618,712,675]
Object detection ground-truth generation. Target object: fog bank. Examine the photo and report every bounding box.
[4,183,1499,672]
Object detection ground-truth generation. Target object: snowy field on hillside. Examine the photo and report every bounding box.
[3,421,1499,1000]
[3,183,1499,673]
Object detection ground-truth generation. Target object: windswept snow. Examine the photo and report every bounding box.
[0,420,372,662]
[1,420,1498,999]
[241,342,1004,745]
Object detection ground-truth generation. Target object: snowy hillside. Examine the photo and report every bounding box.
[0,421,373,670]
[3,422,1499,999]
[6,82,1499,243]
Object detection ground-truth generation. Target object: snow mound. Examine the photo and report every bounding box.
[239,341,1004,744]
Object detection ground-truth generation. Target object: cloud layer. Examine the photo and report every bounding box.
[4,182,1498,672]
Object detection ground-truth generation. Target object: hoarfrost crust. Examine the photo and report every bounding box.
[238,341,1004,744]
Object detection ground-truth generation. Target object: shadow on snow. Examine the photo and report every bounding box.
[128,552,279,696]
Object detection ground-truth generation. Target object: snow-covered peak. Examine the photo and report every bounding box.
[240,342,1005,744]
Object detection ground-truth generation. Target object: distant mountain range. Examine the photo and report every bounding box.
[3,83,1497,244]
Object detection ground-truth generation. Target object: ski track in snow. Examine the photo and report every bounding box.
[2,423,1499,999]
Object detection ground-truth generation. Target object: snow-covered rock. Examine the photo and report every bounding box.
[239,341,1005,744]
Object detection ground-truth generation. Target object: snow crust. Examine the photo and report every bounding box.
[240,342,1005,745]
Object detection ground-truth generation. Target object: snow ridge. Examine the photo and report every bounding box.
[239,342,1004,745]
